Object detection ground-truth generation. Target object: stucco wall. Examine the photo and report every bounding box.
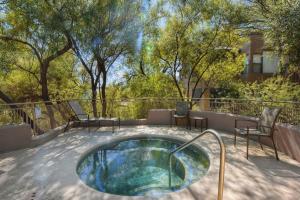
[147,109,300,162]
[0,124,32,153]
[1,110,299,162]
[147,109,172,125]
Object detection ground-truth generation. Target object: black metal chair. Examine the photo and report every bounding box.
[234,107,281,160]
[173,101,190,128]
[64,100,120,132]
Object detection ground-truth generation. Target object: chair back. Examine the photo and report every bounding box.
[57,101,75,121]
[259,107,281,135]
[68,100,87,120]
[175,101,189,116]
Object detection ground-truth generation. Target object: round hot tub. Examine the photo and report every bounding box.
[77,136,210,197]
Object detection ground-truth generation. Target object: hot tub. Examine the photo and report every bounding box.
[77,136,210,197]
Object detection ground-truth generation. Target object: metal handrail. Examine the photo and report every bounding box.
[168,129,226,200]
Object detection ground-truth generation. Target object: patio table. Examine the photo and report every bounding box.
[189,116,208,132]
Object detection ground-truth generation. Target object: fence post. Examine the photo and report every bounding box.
[32,103,36,135]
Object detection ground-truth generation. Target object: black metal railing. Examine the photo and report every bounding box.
[0,98,299,135]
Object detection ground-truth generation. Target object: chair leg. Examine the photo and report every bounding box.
[64,119,71,132]
[271,136,279,161]
[170,113,172,127]
[200,120,203,132]
[186,117,190,130]
[234,130,237,147]
[186,118,188,129]
[246,133,249,160]
[258,136,263,150]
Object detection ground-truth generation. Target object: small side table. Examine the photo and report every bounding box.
[189,116,208,132]
[98,118,120,133]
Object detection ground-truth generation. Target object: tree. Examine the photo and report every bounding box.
[0,45,44,133]
[247,0,300,77]
[69,0,140,117]
[152,0,245,101]
[0,1,72,127]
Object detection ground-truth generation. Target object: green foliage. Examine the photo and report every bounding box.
[3,0,70,56]
[123,73,179,98]
[152,0,246,99]
[0,53,87,102]
[239,77,300,101]
[116,73,179,119]
[0,0,298,120]
[248,0,300,70]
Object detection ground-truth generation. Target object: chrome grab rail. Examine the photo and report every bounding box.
[168,129,226,200]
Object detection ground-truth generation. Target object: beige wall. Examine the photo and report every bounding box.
[260,124,300,161]
[147,109,172,125]
[0,124,32,153]
[1,111,299,162]
[147,109,300,162]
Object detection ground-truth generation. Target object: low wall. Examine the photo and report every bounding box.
[261,124,300,161]
[0,119,149,153]
[190,111,300,161]
[147,109,172,125]
[147,109,300,162]
[0,124,32,153]
[1,111,299,162]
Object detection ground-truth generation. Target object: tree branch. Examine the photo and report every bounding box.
[44,37,72,64]
[69,34,93,78]
[157,49,172,68]
[0,35,43,65]
[13,63,40,84]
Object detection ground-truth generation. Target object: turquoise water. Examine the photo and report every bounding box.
[77,137,210,196]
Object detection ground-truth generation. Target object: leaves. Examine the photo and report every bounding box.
[151,0,245,99]
[0,0,298,108]
[239,76,300,101]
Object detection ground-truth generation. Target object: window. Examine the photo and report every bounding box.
[253,54,262,63]
[253,54,262,73]
[262,51,280,73]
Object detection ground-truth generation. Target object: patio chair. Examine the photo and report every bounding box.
[64,100,120,132]
[172,101,190,128]
[234,107,281,160]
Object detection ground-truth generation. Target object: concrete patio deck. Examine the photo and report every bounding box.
[0,126,300,200]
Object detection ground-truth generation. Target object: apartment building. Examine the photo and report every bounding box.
[241,32,281,82]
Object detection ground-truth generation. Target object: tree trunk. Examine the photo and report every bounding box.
[40,65,56,129]
[0,90,44,134]
[101,70,107,118]
[91,83,98,117]
[55,100,70,121]
[172,75,184,101]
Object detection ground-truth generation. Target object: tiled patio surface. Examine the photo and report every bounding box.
[0,126,300,200]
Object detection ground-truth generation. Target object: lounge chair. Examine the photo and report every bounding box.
[172,101,190,128]
[64,100,120,132]
[234,107,281,160]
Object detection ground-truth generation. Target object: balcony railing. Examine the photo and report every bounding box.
[0,98,299,135]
